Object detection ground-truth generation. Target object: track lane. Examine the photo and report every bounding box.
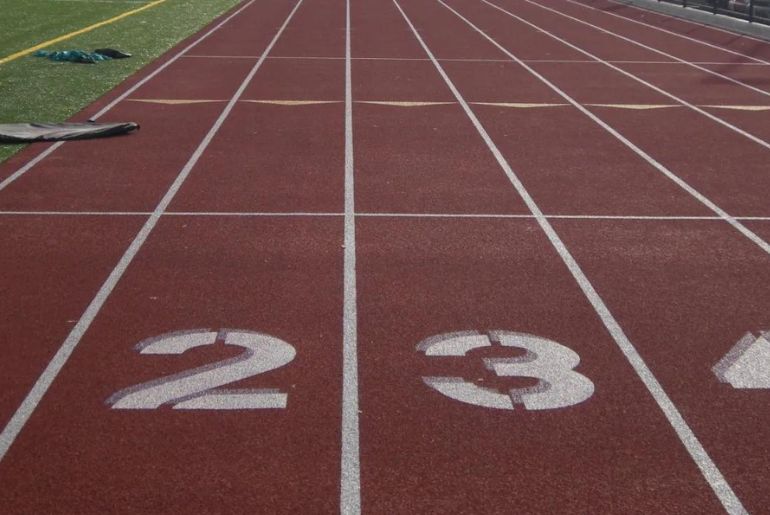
[354,0,745,511]
[545,0,770,64]
[0,0,285,439]
[0,0,304,474]
[0,216,144,428]
[0,0,297,212]
[440,0,770,228]
[351,18,530,214]
[413,0,770,511]
[487,0,770,109]
[0,216,344,513]
[523,0,770,100]
[577,0,770,62]
[0,0,266,194]
[554,218,770,514]
[357,216,724,513]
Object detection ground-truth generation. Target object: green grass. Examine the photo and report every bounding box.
[0,0,243,163]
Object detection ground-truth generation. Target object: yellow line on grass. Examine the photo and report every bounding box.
[0,0,167,66]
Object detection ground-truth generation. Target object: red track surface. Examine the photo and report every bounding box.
[0,0,769,512]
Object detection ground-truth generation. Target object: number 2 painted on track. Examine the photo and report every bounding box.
[107,329,295,410]
[418,331,595,410]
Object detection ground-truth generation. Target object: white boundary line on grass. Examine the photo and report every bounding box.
[0,0,305,462]
[0,0,257,194]
[395,0,748,511]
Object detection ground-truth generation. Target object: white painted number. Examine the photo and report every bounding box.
[108,329,295,410]
[713,331,770,389]
[419,331,594,410]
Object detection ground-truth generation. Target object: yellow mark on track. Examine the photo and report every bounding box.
[587,104,676,109]
[359,101,454,107]
[0,0,167,66]
[243,100,341,106]
[703,105,770,111]
[472,102,567,108]
[128,99,226,105]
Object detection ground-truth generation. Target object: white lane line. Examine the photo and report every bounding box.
[4,210,770,220]
[396,0,749,512]
[578,0,770,64]
[341,0,360,512]
[0,211,153,216]
[483,0,770,154]
[0,0,257,195]
[165,211,344,217]
[0,0,305,462]
[473,0,770,256]
[359,212,729,220]
[530,0,770,98]
[184,54,770,65]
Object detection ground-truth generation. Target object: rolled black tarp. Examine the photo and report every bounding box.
[0,122,139,143]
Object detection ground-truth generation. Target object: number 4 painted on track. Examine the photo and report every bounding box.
[418,331,595,410]
[713,331,770,389]
[107,329,295,410]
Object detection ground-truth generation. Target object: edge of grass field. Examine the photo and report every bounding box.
[0,0,244,164]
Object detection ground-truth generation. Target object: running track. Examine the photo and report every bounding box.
[0,0,769,512]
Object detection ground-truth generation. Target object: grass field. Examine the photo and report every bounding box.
[0,0,243,163]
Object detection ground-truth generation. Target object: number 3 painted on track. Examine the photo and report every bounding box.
[107,329,295,410]
[418,331,594,410]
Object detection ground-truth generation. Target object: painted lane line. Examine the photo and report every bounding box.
[358,212,732,220]
[4,210,770,221]
[482,0,770,155]
[184,54,770,65]
[0,211,153,216]
[468,0,770,256]
[165,211,344,217]
[183,52,770,67]
[396,0,748,512]
[341,0,360,513]
[0,0,305,463]
[527,0,770,98]
[576,0,770,64]
[0,0,257,194]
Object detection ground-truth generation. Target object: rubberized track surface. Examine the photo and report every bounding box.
[0,0,769,513]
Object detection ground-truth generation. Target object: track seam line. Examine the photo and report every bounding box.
[341,0,361,511]
[395,0,748,512]
[470,0,770,256]
[578,0,770,63]
[482,0,770,154]
[0,0,305,462]
[0,0,257,194]
[530,0,770,98]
